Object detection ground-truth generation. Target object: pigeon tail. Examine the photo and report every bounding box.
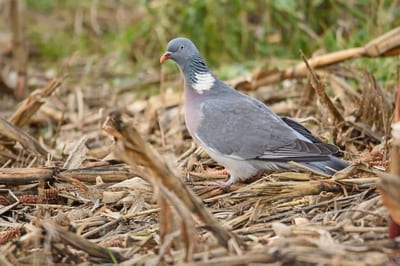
[302,156,349,175]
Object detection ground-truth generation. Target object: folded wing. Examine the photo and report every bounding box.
[196,93,340,163]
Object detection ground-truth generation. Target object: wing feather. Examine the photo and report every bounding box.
[195,88,339,163]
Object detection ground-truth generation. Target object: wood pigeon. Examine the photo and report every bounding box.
[160,37,348,188]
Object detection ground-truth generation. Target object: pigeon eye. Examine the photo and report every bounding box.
[180,45,184,50]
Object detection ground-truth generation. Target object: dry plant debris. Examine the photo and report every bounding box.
[378,69,400,240]
[0,29,399,266]
[231,27,400,90]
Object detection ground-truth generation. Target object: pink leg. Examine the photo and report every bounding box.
[212,169,229,175]
[210,169,230,192]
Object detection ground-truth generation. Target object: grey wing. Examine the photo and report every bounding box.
[280,116,341,156]
[280,116,322,143]
[196,95,337,162]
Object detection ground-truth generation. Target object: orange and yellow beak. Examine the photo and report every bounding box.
[160,51,172,63]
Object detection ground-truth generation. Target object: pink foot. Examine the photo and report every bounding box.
[212,169,229,175]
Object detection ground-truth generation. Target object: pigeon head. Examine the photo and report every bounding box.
[160,38,215,94]
[160,37,200,68]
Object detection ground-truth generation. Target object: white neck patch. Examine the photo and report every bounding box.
[192,72,215,94]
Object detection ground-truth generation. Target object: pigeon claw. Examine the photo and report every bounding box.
[213,180,231,193]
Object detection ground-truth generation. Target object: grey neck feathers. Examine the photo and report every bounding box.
[184,55,210,85]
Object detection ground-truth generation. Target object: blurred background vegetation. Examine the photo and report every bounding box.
[1,0,399,90]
